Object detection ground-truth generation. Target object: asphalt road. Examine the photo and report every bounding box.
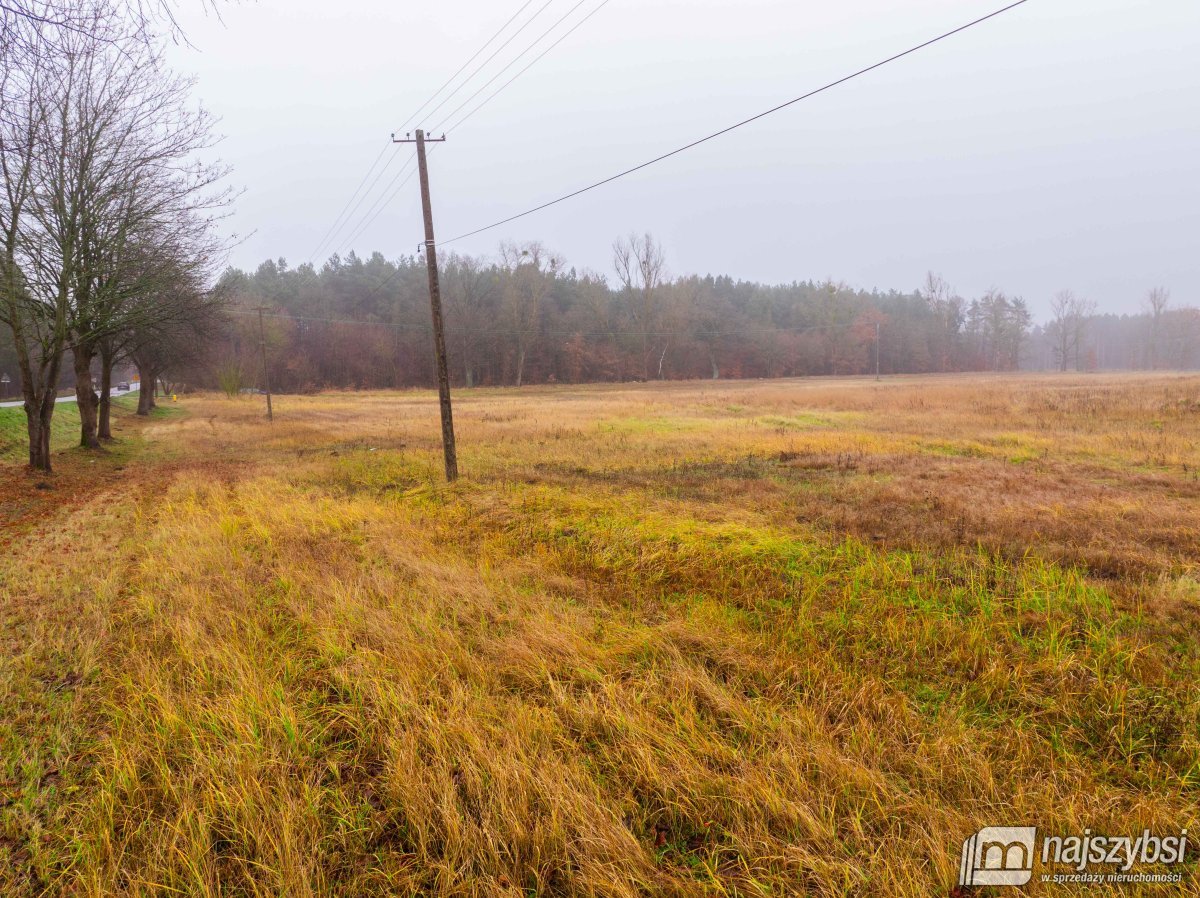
[0,383,140,409]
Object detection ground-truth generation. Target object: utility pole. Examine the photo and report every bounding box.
[254,306,273,422]
[875,321,881,381]
[394,128,457,482]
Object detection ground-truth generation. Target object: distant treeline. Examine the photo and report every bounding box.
[1026,310,1200,372]
[201,238,1197,391]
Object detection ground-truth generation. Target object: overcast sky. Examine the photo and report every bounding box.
[167,0,1199,317]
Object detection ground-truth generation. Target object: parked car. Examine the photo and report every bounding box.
[118,382,130,391]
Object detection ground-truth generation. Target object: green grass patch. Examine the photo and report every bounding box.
[595,416,711,434]
[0,392,165,463]
[756,412,838,431]
[925,440,991,459]
[0,401,80,462]
[439,483,1196,785]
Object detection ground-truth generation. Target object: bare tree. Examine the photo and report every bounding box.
[100,236,227,432]
[500,241,558,387]
[612,232,666,380]
[126,276,226,417]
[2,1,218,57]
[921,271,963,372]
[1047,290,1096,371]
[0,30,63,469]
[36,31,228,448]
[1144,286,1170,370]
[1048,291,1074,371]
[0,10,230,469]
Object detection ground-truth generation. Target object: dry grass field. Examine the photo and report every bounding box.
[1,372,1198,896]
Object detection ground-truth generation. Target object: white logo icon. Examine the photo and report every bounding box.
[959,826,1037,887]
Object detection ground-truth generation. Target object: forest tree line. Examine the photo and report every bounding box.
[208,236,1196,394]
[4,222,1195,423]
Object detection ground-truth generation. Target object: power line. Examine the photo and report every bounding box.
[352,0,1022,301]
[351,0,610,301]
[334,157,419,257]
[229,307,870,341]
[339,170,420,256]
[308,144,436,295]
[306,147,404,273]
[397,0,539,134]
[352,146,447,301]
[253,306,274,421]
[333,0,590,275]
[355,0,613,299]
[304,140,392,267]
[442,0,1032,246]
[324,0,558,269]
[415,0,559,131]
[428,0,605,135]
[230,310,430,331]
[306,0,545,273]
[445,0,614,136]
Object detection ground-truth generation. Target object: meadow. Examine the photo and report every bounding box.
[0,372,1197,896]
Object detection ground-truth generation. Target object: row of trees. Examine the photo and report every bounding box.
[1027,286,1199,372]
[1,1,230,469]
[211,237,1193,394]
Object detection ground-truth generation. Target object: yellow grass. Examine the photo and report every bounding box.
[1,372,1198,896]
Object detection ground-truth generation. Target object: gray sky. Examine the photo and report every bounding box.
[167,0,1199,317]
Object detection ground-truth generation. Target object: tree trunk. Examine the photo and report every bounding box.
[135,362,154,415]
[709,347,720,380]
[98,345,114,440]
[641,287,652,380]
[72,346,101,449]
[26,397,54,471]
[515,347,526,388]
[14,338,63,473]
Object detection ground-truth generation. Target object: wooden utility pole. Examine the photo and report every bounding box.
[255,306,273,422]
[394,129,457,482]
[875,321,881,381]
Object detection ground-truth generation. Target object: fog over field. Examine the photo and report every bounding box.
[3,3,1200,895]
[167,0,1200,315]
